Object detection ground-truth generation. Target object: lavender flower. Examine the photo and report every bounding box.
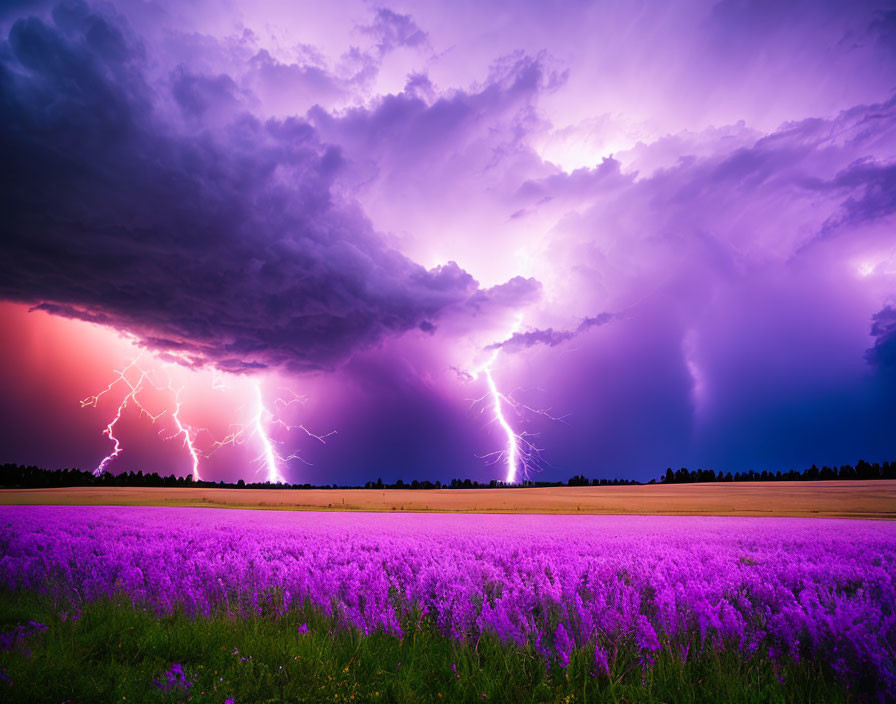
[0,506,893,696]
[153,663,192,692]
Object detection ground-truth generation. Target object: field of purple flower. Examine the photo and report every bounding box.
[0,506,894,701]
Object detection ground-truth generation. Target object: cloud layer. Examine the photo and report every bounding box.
[0,0,894,481]
[0,4,535,372]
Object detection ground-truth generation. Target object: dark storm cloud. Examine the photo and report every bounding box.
[827,158,896,229]
[488,313,614,352]
[361,8,430,56]
[0,2,537,372]
[309,53,559,166]
[870,9,896,54]
[170,67,241,118]
[866,305,896,368]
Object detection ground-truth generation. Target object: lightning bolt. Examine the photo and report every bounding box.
[471,314,566,484]
[161,383,202,481]
[477,354,520,483]
[81,352,167,477]
[253,382,283,483]
[84,352,332,482]
[202,381,335,483]
[472,314,527,484]
[251,382,336,482]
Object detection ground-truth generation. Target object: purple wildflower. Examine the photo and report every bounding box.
[635,615,660,652]
[554,623,573,668]
[593,643,610,676]
[0,508,894,698]
[0,621,48,653]
[154,663,192,693]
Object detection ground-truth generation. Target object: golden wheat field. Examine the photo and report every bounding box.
[1,480,894,518]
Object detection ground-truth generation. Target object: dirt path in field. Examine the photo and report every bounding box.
[1,481,894,518]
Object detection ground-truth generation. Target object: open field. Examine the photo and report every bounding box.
[1,480,894,518]
[2,507,894,702]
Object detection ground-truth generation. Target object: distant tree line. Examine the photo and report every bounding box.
[361,476,642,490]
[0,465,641,490]
[660,460,896,484]
[0,459,893,490]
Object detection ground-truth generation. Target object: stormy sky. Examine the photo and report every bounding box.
[1,0,894,483]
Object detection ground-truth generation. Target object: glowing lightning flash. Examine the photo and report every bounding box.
[164,384,202,481]
[83,353,332,482]
[253,382,284,484]
[471,314,566,484]
[249,382,336,482]
[81,353,165,477]
[199,381,335,483]
[477,350,520,484]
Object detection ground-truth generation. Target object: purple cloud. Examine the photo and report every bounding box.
[361,8,430,56]
[0,4,537,373]
[488,313,614,352]
[866,306,896,368]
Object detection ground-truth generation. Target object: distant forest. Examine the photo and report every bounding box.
[0,459,894,490]
[658,460,895,484]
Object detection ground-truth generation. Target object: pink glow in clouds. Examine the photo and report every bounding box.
[0,304,332,482]
[0,0,894,482]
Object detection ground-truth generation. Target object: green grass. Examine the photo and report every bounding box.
[0,589,850,704]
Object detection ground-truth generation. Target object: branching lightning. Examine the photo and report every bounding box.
[162,383,202,481]
[83,353,333,482]
[202,381,334,483]
[81,352,166,476]
[474,352,520,483]
[470,314,566,484]
[252,382,336,482]
[253,382,283,483]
